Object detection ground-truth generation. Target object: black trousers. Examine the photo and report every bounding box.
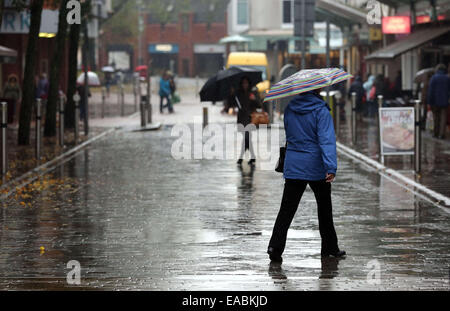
[268,179,339,255]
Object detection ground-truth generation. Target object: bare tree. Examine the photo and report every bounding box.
[44,0,70,137]
[18,0,45,145]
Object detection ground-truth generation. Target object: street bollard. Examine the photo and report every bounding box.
[335,102,340,138]
[1,102,7,176]
[414,99,421,173]
[195,76,199,98]
[351,92,356,145]
[269,100,274,124]
[120,84,125,117]
[377,95,383,110]
[101,87,106,118]
[117,83,121,116]
[59,95,65,147]
[36,99,42,159]
[73,92,80,144]
[203,107,208,128]
[134,78,138,113]
[377,95,384,164]
[140,97,147,127]
[147,101,152,124]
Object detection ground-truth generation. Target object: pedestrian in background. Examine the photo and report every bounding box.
[267,88,345,263]
[1,74,21,124]
[36,73,49,100]
[234,76,260,166]
[76,84,91,122]
[159,71,173,114]
[427,63,450,139]
[348,75,365,118]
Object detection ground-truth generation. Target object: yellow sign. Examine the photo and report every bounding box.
[155,44,173,52]
[369,28,382,41]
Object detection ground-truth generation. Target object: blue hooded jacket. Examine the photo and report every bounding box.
[159,78,171,97]
[283,92,337,181]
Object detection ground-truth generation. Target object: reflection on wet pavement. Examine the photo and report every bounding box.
[0,125,448,290]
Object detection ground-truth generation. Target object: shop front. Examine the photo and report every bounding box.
[148,44,179,76]
[193,44,225,78]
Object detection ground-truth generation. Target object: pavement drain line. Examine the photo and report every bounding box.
[0,112,140,201]
[336,142,450,212]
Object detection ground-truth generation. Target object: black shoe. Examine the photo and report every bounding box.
[321,250,346,258]
[267,247,283,263]
[248,159,256,165]
[237,159,243,165]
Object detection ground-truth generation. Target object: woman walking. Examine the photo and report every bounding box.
[234,76,260,166]
[267,88,345,263]
[159,71,174,114]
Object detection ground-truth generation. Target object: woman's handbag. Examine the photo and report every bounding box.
[275,142,287,173]
[251,111,269,125]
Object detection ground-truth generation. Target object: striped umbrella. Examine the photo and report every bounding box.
[264,68,353,102]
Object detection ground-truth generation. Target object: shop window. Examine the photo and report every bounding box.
[183,59,190,77]
[237,0,248,25]
[182,15,189,33]
[282,0,293,25]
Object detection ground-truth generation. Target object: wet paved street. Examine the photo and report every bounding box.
[0,121,449,290]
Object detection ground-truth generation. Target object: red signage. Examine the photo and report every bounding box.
[416,15,445,24]
[382,16,411,34]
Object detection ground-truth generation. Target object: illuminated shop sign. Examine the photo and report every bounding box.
[382,16,411,34]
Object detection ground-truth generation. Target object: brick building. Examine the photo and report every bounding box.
[144,2,228,78]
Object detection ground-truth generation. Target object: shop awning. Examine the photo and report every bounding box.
[365,26,450,60]
[0,45,17,63]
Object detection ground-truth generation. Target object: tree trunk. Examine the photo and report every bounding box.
[44,0,70,137]
[18,0,45,145]
[0,0,4,31]
[65,22,81,129]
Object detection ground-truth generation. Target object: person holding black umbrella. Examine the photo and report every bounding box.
[234,76,260,166]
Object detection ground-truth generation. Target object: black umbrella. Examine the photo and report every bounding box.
[199,66,262,103]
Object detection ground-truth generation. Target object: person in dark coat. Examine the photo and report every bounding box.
[348,76,365,116]
[234,76,260,166]
[427,64,450,139]
[267,89,345,263]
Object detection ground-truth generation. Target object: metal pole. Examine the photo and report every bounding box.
[378,95,384,164]
[147,70,152,123]
[414,100,421,173]
[117,82,121,115]
[1,102,7,176]
[101,87,106,118]
[36,99,42,159]
[140,98,146,127]
[351,92,356,145]
[326,18,330,107]
[59,95,65,147]
[74,93,80,145]
[301,0,306,69]
[195,76,199,98]
[82,19,89,136]
[121,83,125,117]
[377,95,383,110]
[134,77,138,113]
[203,107,208,128]
[269,100,274,124]
[336,100,340,138]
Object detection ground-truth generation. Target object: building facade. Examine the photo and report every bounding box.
[141,2,229,78]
